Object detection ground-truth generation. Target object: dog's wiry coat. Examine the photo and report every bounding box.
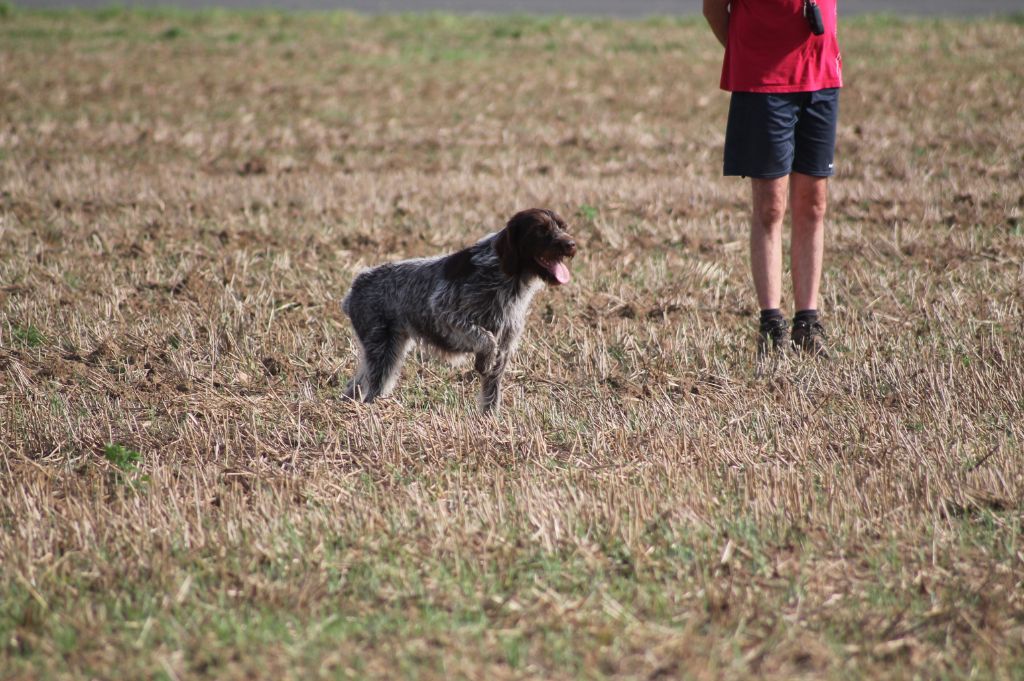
[341,209,576,412]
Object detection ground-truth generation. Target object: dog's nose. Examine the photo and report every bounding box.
[565,240,577,255]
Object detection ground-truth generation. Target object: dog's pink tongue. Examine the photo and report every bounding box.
[552,261,571,284]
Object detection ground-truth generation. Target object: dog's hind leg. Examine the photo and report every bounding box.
[350,326,410,403]
[343,352,367,401]
[342,331,375,401]
[374,334,411,399]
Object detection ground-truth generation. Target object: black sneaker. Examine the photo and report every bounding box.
[792,318,829,358]
[757,316,789,357]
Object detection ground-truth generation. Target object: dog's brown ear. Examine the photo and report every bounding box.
[494,223,521,277]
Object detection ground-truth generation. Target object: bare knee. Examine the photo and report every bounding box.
[793,195,827,227]
[791,174,828,227]
[751,178,788,233]
[753,201,786,232]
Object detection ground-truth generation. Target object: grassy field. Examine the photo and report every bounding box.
[1,7,1023,680]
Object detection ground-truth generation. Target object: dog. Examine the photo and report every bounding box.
[341,208,577,412]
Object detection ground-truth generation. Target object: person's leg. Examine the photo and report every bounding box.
[750,176,789,311]
[723,91,799,355]
[751,176,792,356]
[789,171,827,311]
[788,88,838,356]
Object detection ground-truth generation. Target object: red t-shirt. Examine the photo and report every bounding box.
[721,0,843,93]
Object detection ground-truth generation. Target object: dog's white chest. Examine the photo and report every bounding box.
[503,279,543,332]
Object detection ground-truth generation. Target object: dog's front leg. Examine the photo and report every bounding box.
[432,311,500,376]
[438,312,505,412]
[473,343,502,376]
[478,330,519,413]
[478,355,508,413]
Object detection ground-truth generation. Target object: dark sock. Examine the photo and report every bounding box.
[760,308,784,325]
[794,309,819,325]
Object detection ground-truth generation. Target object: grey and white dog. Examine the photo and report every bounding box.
[341,208,577,412]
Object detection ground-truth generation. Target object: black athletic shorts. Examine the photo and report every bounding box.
[723,88,839,179]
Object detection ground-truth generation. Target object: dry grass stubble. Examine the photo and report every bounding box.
[1,9,1023,680]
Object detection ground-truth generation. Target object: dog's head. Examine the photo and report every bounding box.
[494,208,577,285]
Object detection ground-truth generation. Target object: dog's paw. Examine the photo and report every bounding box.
[479,330,498,354]
[474,351,496,375]
[477,348,508,377]
[473,331,498,371]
